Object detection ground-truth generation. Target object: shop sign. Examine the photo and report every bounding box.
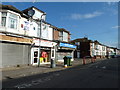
[33,38,57,47]
[59,42,76,48]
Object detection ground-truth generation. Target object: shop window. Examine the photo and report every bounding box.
[41,51,48,62]
[1,12,7,27]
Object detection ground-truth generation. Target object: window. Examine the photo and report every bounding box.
[95,45,99,50]
[102,46,105,51]
[1,12,7,26]
[96,52,99,55]
[75,42,80,45]
[37,24,40,37]
[59,31,63,36]
[77,46,80,49]
[8,13,18,29]
[59,31,63,41]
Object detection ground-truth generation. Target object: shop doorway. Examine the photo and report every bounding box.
[31,48,39,65]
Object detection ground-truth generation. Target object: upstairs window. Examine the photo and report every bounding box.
[95,45,99,50]
[8,13,18,29]
[75,42,80,45]
[1,12,7,27]
[102,46,105,51]
[59,31,63,36]
[59,31,63,41]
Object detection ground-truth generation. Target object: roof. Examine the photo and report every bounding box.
[1,4,22,14]
[22,6,46,16]
[71,37,93,43]
[57,28,71,35]
[1,4,28,18]
[48,26,71,35]
[50,25,58,29]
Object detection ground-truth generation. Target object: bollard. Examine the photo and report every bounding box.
[83,57,86,65]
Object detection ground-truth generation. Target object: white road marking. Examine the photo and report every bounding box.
[13,73,60,88]
[101,66,106,69]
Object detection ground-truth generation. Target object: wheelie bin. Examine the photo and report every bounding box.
[63,56,68,66]
[67,56,72,66]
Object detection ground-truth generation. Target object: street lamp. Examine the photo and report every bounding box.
[27,8,35,66]
[38,13,45,67]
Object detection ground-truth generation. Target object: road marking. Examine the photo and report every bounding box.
[101,66,106,69]
[95,66,98,68]
[13,73,60,88]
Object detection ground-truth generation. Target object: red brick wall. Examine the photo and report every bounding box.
[80,42,91,58]
[53,30,59,40]
[68,34,70,42]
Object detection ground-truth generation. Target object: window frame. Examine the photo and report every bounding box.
[8,13,18,29]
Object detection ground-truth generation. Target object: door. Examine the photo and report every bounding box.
[77,51,80,58]
[31,48,39,65]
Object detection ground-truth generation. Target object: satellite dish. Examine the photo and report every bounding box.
[28,9,35,17]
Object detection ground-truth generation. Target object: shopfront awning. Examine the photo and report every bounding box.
[59,42,76,49]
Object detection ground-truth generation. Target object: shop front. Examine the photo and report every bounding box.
[57,42,76,62]
[31,38,57,65]
[0,34,32,68]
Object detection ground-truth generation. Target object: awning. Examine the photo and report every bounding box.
[59,42,76,49]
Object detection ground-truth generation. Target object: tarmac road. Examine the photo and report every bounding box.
[2,58,120,88]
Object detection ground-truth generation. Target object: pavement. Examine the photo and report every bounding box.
[1,58,106,81]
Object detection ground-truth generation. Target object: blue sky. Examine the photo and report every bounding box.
[2,2,118,48]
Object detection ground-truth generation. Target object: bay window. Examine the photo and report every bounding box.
[1,12,18,29]
[8,13,18,29]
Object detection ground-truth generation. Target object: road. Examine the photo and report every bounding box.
[2,58,120,88]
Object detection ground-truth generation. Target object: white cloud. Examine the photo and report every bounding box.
[106,2,117,6]
[71,11,103,20]
[112,26,120,29]
[104,2,118,15]
[104,42,118,48]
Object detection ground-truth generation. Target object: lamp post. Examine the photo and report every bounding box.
[27,9,35,66]
[38,14,45,67]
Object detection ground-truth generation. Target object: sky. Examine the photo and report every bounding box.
[2,2,119,48]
